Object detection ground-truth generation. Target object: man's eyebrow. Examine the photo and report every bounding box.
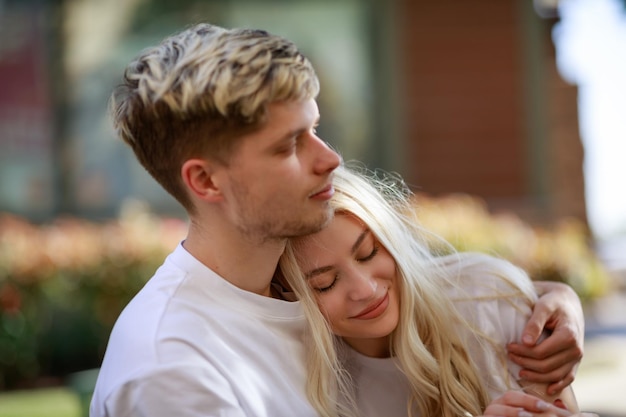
[280,115,321,141]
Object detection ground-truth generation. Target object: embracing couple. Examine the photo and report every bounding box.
[91,23,594,417]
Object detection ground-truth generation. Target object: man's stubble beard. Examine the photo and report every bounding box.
[229,180,334,244]
[238,204,334,244]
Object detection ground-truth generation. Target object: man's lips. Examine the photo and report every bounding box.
[310,184,334,200]
[351,293,389,320]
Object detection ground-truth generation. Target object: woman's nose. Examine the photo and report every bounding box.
[347,273,378,301]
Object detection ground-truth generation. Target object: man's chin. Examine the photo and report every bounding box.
[283,211,335,239]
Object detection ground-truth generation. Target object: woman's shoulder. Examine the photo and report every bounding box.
[436,252,536,350]
[434,252,535,300]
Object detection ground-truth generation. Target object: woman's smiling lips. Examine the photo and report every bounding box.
[351,293,390,320]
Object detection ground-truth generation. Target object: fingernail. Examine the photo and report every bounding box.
[545,404,573,417]
[536,400,550,410]
[523,334,534,344]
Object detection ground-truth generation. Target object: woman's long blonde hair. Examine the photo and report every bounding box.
[279,163,537,417]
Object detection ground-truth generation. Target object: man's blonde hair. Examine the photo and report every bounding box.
[110,23,319,211]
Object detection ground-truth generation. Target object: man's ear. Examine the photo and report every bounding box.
[181,158,223,202]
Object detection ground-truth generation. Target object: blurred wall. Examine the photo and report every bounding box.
[395,0,586,226]
[0,0,587,229]
[0,2,59,219]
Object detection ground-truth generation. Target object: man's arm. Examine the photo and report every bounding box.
[507,281,585,395]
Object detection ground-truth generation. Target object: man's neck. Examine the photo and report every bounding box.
[183,221,287,297]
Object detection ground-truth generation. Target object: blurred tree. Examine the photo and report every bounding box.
[127,0,227,36]
[44,0,74,217]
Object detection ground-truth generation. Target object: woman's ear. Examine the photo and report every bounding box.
[181,159,223,202]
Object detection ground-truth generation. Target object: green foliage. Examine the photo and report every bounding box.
[0,206,186,390]
[0,387,81,417]
[0,193,615,388]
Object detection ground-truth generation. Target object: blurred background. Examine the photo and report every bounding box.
[0,0,625,416]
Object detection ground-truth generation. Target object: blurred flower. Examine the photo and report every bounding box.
[413,192,613,300]
[0,282,21,314]
[0,194,614,388]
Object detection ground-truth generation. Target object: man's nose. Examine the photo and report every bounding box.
[311,136,341,175]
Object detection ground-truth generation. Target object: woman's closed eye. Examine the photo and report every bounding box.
[312,246,379,293]
[315,275,338,293]
[357,245,379,263]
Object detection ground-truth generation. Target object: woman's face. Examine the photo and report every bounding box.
[292,213,400,357]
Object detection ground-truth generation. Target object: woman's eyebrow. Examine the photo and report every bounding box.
[305,265,333,279]
[304,227,369,279]
[350,229,370,255]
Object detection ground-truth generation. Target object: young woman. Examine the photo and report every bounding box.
[279,164,583,417]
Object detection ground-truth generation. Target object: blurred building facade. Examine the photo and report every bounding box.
[0,0,588,229]
[395,0,586,227]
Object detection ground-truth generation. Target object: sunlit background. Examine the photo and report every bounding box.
[0,0,625,416]
[2,0,625,239]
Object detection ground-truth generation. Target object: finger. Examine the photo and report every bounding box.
[481,403,521,416]
[535,329,582,360]
[508,344,576,372]
[489,391,572,415]
[508,328,581,361]
[520,300,551,346]
[509,348,577,375]
[482,404,549,417]
[482,406,573,417]
[531,282,585,346]
[508,337,582,378]
[518,362,575,384]
[508,341,539,358]
[481,405,536,417]
[508,336,559,360]
[488,391,543,409]
[546,372,576,396]
[508,344,575,371]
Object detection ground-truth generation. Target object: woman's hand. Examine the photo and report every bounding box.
[480,391,574,417]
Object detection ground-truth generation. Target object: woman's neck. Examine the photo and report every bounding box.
[343,335,391,358]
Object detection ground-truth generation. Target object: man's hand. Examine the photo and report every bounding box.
[507,281,584,395]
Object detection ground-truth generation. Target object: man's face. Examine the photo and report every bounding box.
[219,98,341,242]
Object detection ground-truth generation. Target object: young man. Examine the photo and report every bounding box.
[90,23,584,416]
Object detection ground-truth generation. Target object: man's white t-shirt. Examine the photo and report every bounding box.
[347,255,534,417]
[90,243,317,417]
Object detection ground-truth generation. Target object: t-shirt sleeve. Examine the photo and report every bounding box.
[493,287,532,379]
[100,365,246,417]
[445,253,537,398]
